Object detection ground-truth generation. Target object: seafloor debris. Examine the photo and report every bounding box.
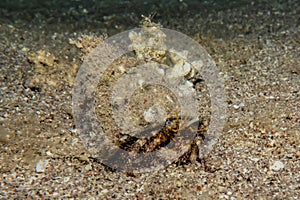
[26,50,78,91]
[69,33,106,59]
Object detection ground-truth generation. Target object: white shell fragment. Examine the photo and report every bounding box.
[270,160,284,171]
[36,159,49,173]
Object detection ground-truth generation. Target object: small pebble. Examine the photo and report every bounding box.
[0,128,11,144]
[233,105,239,109]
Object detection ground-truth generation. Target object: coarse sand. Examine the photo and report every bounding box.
[0,0,299,199]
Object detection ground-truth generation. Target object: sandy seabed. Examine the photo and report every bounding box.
[0,0,299,199]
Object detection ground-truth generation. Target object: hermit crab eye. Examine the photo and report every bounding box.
[197,115,202,121]
[165,120,173,127]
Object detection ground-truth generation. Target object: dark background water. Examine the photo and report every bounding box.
[0,0,296,34]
